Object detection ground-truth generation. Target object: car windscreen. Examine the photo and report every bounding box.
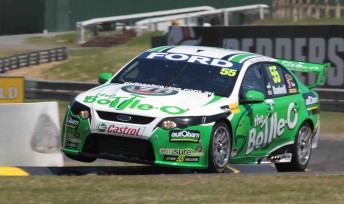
[111,52,241,97]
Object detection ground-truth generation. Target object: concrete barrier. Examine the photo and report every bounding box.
[0,102,64,166]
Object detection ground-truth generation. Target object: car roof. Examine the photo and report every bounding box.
[149,45,272,64]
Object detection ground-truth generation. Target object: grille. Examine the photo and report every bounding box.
[83,134,155,163]
[97,111,155,124]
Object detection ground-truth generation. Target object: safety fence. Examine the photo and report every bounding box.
[0,47,67,73]
[24,79,344,112]
[25,79,97,101]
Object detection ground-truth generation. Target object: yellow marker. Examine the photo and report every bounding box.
[0,167,29,176]
[307,106,318,111]
[226,165,240,174]
[229,103,240,114]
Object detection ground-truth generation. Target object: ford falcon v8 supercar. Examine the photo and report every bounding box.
[61,46,330,173]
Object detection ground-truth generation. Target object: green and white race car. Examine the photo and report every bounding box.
[61,45,330,173]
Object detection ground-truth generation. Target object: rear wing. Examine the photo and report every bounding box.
[277,59,330,89]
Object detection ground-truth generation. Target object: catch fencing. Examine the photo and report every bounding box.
[0,47,67,73]
[24,79,344,112]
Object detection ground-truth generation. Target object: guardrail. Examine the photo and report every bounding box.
[24,79,344,112]
[25,79,97,101]
[315,88,344,112]
[0,47,67,73]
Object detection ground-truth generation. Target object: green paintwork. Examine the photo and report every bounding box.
[202,95,224,106]
[98,72,113,84]
[276,59,331,89]
[230,53,261,63]
[242,90,265,103]
[150,46,173,53]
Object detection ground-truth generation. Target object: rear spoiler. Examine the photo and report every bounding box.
[277,59,330,89]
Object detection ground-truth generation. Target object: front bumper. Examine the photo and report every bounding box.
[61,110,213,169]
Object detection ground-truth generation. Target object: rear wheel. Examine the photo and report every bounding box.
[65,153,97,163]
[207,122,231,173]
[275,122,312,172]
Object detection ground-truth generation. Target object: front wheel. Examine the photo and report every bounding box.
[275,122,313,172]
[207,122,231,173]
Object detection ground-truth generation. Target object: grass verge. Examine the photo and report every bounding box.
[24,31,162,82]
[0,174,343,204]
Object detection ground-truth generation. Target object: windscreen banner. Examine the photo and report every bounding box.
[167,25,344,88]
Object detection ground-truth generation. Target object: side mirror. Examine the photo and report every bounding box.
[240,90,265,104]
[98,72,113,84]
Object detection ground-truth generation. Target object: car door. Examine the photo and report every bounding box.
[233,63,271,157]
[259,63,301,154]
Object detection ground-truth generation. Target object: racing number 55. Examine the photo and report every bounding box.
[220,68,237,77]
[269,66,281,83]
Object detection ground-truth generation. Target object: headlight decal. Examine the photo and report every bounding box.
[157,112,230,130]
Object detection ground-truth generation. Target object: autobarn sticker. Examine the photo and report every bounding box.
[169,130,200,143]
[83,94,187,115]
[302,92,319,115]
[246,102,298,155]
[164,156,199,162]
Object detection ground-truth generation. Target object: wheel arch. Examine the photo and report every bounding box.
[215,117,233,148]
[303,118,314,132]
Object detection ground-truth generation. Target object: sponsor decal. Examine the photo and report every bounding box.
[280,61,320,71]
[125,82,215,96]
[83,93,186,115]
[304,95,318,106]
[285,74,293,81]
[96,123,144,136]
[272,84,287,95]
[66,115,80,129]
[246,102,298,155]
[246,57,275,64]
[121,85,178,96]
[169,130,200,143]
[64,134,80,148]
[97,123,108,132]
[229,103,240,114]
[159,148,204,156]
[145,52,234,68]
[231,148,239,157]
[164,155,199,162]
[302,92,319,115]
[65,142,77,148]
[195,145,203,152]
[289,88,298,93]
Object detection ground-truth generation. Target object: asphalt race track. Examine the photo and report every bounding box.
[1,139,343,176]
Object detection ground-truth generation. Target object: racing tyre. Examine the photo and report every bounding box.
[65,153,97,163]
[207,122,231,173]
[275,122,312,172]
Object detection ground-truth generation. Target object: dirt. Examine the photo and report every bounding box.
[5,61,66,80]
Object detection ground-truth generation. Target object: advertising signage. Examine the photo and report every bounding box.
[167,25,344,88]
